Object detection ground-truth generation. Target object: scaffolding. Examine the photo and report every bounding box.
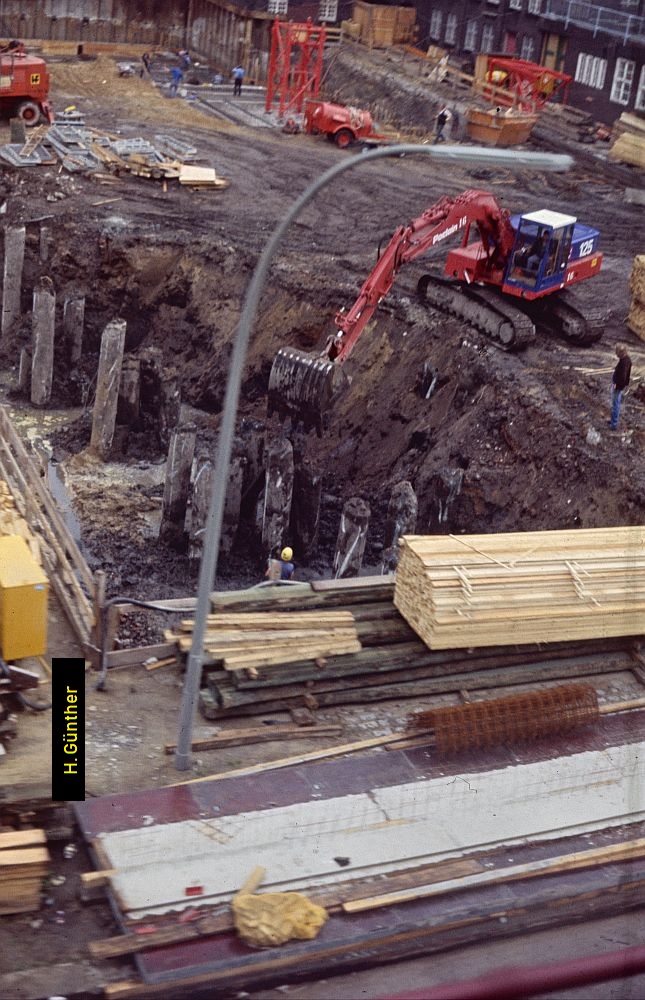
[265,18,326,118]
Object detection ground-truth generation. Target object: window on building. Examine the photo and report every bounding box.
[575,53,607,89]
[527,0,541,13]
[268,0,288,12]
[430,10,443,38]
[636,64,645,110]
[445,13,458,43]
[318,0,337,20]
[519,35,535,61]
[509,0,522,8]
[464,19,479,51]
[610,57,635,104]
[481,23,495,52]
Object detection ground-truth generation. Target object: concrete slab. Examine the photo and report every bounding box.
[100,740,645,919]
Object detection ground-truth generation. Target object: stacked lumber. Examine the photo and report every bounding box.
[394,527,645,650]
[0,829,49,914]
[179,165,230,190]
[195,578,639,719]
[609,113,645,168]
[0,479,41,564]
[168,610,362,674]
[628,255,645,342]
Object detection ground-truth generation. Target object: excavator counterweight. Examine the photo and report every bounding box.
[267,189,603,432]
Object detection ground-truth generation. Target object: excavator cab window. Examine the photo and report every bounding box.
[508,221,551,287]
[544,224,573,278]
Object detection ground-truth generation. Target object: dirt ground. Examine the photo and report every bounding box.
[0,46,644,997]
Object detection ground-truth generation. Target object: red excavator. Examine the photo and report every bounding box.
[268,188,604,431]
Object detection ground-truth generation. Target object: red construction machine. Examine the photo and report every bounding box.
[477,55,572,113]
[303,100,388,148]
[0,40,53,126]
[268,188,604,431]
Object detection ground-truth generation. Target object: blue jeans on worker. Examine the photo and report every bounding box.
[610,387,624,429]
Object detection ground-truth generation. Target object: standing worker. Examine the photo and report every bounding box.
[609,343,632,431]
[434,106,451,143]
[169,64,184,97]
[232,64,245,97]
[140,52,151,77]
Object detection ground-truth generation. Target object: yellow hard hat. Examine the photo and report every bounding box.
[281,546,293,561]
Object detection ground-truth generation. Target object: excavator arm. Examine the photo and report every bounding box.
[333,189,515,362]
[268,188,515,432]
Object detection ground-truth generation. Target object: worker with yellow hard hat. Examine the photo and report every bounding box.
[265,546,295,582]
[279,546,295,580]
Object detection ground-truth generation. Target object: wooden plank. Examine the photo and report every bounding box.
[0,829,46,851]
[0,847,49,867]
[174,733,408,786]
[164,724,343,753]
[80,869,119,888]
[84,642,178,669]
[90,857,482,959]
[343,837,645,913]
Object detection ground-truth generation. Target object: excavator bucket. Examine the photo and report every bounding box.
[267,347,342,433]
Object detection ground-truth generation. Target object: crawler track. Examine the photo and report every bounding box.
[416,274,536,351]
[417,274,606,350]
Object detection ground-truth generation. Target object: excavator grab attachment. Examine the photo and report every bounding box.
[267,347,344,433]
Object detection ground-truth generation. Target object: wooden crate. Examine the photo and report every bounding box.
[352,2,417,49]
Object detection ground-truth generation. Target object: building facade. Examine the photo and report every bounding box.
[417,0,645,122]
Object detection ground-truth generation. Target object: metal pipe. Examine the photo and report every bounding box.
[377,943,645,1000]
[173,142,573,771]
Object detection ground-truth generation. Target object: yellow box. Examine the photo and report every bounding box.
[0,535,48,660]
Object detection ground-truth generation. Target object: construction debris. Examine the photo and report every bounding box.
[0,114,227,190]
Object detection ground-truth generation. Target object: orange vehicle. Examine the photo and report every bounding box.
[303,100,386,148]
[0,40,53,126]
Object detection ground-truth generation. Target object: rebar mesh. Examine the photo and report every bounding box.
[406,683,600,753]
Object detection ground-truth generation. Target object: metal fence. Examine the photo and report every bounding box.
[541,0,645,44]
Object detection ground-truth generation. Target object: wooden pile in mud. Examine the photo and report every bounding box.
[189,577,642,720]
[0,829,49,915]
[394,527,645,649]
[628,255,645,342]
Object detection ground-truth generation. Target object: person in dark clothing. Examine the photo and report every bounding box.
[610,343,631,430]
[232,65,245,96]
[140,52,151,77]
[434,107,451,143]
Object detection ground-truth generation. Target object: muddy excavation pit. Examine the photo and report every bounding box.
[0,49,641,611]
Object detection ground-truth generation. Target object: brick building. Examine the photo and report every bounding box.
[416,0,645,122]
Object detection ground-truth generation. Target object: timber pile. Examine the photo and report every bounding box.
[609,112,645,168]
[0,829,49,914]
[394,527,645,650]
[194,578,641,719]
[167,610,361,674]
[628,255,645,342]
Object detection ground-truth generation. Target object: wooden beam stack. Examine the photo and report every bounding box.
[0,829,50,914]
[394,527,645,650]
[167,610,362,674]
[193,579,638,720]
